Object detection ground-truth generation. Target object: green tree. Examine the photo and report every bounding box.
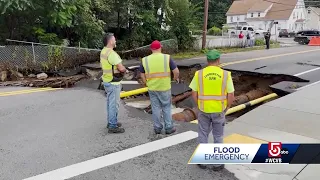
[207,0,232,29]
[167,0,201,50]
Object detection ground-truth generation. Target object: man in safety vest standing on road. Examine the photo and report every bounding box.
[100,33,127,134]
[140,40,180,135]
[189,50,235,170]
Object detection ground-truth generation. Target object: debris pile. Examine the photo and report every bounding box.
[0,74,87,88]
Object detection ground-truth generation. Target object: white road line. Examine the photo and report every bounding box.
[296,80,320,91]
[23,131,198,180]
[294,67,320,77]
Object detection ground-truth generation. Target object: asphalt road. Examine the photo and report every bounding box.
[2,45,320,180]
[0,87,237,180]
[177,46,320,93]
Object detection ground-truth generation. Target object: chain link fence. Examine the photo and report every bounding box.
[0,39,178,72]
[0,39,100,72]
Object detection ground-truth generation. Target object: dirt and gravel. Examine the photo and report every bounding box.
[169,67,303,121]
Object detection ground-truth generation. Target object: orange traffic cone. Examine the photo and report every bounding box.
[308,36,320,46]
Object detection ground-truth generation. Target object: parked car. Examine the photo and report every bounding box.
[228,26,266,36]
[294,30,320,44]
[278,29,295,37]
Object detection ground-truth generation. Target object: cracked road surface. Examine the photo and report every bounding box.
[0,87,238,180]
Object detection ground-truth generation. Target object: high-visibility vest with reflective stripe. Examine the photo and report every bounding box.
[197,66,230,113]
[142,53,171,91]
[100,47,120,82]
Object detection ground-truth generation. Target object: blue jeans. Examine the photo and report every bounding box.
[103,82,121,128]
[148,90,174,131]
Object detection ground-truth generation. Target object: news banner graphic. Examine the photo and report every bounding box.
[188,143,320,164]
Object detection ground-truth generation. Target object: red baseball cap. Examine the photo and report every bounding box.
[150,40,162,50]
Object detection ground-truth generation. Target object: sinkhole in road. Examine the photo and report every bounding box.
[123,66,306,123]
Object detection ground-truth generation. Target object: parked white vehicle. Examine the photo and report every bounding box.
[228,26,266,36]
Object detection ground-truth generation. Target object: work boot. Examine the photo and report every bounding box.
[165,127,176,135]
[197,164,207,169]
[107,122,122,129]
[212,165,225,171]
[154,129,162,134]
[108,127,125,133]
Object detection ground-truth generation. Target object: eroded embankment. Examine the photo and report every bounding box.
[122,65,306,122]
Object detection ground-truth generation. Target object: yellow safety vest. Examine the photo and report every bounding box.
[100,47,121,82]
[197,66,230,113]
[141,53,171,91]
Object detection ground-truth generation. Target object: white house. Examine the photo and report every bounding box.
[226,0,307,35]
[306,7,320,30]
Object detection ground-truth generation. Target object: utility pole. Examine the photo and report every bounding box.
[202,0,209,49]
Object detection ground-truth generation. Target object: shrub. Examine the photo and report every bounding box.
[255,39,265,46]
[207,26,222,36]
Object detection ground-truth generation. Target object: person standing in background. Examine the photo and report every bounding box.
[140,40,180,135]
[246,32,251,47]
[250,32,255,47]
[238,31,244,47]
[265,30,271,49]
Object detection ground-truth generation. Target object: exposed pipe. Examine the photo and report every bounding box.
[189,93,278,124]
[120,87,148,98]
[172,107,198,122]
[119,81,181,98]
[172,91,192,104]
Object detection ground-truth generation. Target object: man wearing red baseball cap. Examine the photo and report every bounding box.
[139,40,180,134]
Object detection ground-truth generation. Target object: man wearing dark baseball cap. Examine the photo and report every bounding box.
[139,40,180,134]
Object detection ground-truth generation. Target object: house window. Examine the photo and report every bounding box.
[293,12,296,19]
[251,13,253,17]
[231,16,233,22]
[308,9,311,14]
[258,13,260,17]
[237,16,240,21]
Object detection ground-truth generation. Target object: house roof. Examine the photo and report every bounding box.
[226,0,258,15]
[264,0,298,20]
[226,0,299,20]
[248,1,273,12]
[308,7,320,15]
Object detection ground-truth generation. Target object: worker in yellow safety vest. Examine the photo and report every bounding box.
[140,40,180,135]
[100,33,127,134]
[189,50,235,170]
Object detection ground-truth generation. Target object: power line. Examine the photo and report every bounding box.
[262,0,320,7]
[208,6,307,15]
[210,0,319,15]
[262,0,295,6]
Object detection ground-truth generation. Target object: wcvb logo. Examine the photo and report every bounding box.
[268,142,282,157]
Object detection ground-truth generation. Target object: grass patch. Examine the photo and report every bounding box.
[171,51,204,59]
[172,43,281,60]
